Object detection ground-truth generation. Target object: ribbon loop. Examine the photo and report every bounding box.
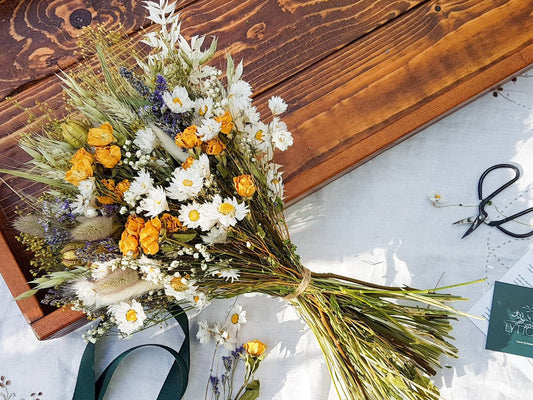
[72,305,189,400]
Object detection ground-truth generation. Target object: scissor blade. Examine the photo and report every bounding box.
[453,216,475,225]
[461,215,485,239]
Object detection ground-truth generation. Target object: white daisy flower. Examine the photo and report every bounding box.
[266,163,284,198]
[197,118,222,141]
[245,122,271,154]
[74,280,98,307]
[109,300,147,336]
[195,97,215,118]
[209,195,249,227]
[201,225,228,244]
[71,178,98,217]
[243,105,261,125]
[429,192,448,207]
[163,86,195,114]
[196,320,212,345]
[191,291,210,310]
[163,273,196,301]
[228,80,253,115]
[190,153,211,181]
[134,128,158,154]
[138,186,169,217]
[166,167,204,201]
[270,117,293,151]
[228,304,247,329]
[268,96,288,115]
[219,268,240,283]
[90,259,120,280]
[179,202,216,231]
[212,323,236,350]
[78,178,95,198]
[124,170,154,206]
[71,194,97,218]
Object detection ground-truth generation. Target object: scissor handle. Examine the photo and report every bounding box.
[487,207,533,238]
[478,163,520,203]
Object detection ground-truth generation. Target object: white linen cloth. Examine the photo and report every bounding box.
[3,70,533,399]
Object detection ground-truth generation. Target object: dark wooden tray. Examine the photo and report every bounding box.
[1,0,532,339]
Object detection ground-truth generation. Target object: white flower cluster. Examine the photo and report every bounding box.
[196,304,247,349]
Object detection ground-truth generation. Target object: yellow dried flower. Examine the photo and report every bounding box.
[87,122,115,146]
[119,230,140,258]
[244,340,267,357]
[203,137,226,155]
[161,213,185,233]
[139,217,161,255]
[233,174,256,197]
[94,145,121,168]
[215,111,234,135]
[175,125,202,149]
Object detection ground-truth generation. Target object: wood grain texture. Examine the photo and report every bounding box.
[30,307,86,340]
[0,229,43,323]
[269,0,533,202]
[0,0,200,99]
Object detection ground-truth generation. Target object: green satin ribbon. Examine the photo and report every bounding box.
[72,305,190,400]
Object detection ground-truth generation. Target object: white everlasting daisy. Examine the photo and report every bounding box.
[163,273,196,301]
[270,117,293,151]
[228,80,253,115]
[90,258,120,280]
[219,268,240,283]
[134,128,158,154]
[208,265,240,283]
[74,280,98,307]
[191,291,210,310]
[209,195,249,227]
[195,97,215,118]
[197,118,222,141]
[245,122,271,154]
[178,202,216,231]
[78,178,95,198]
[72,178,98,217]
[166,167,204,201]
[138,186,169,217]
[163,86,195,114]
[196,320,212,345]
[109,300,147,336]
[266,163,284,198]
[201,225,228,244]
[124,170,154,206]
[228,304,247,329]
[190,153,211,182]
[242,105,261,125]
[72,194,97,218]
[212,323,236,350]
[268,96,288,115]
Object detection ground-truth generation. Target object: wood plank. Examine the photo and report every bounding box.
[0,0,424,135]
[0,0,198,98]
[30,308,87,340]
[0,229,43,323]
[267,0,533,202]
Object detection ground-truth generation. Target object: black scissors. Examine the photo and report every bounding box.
[454,164,533,239]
